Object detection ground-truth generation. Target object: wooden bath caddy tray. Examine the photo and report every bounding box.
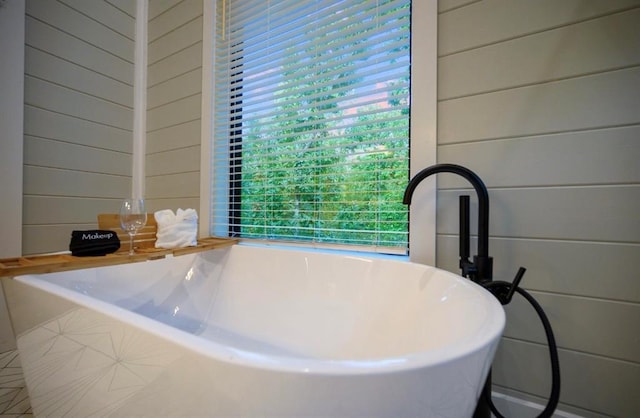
[0,237,238,278]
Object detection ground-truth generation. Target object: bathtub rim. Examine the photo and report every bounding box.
[9,245,505,376]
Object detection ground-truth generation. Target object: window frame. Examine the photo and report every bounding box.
[200,0,436,264]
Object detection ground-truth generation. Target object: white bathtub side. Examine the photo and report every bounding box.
[208,245,504,364]
[3,277,498,417]
[3,245,505,417]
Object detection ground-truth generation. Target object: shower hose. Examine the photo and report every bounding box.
[480,275,561,418]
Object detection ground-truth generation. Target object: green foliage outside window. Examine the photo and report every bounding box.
[226,1,410,249]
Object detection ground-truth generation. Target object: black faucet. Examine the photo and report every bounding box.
[404,164,557,418]
[402,163,493,284]
[403,163,495,418]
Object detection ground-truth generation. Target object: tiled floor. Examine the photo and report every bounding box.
[0,351,32,417]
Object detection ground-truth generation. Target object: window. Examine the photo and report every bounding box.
[210,0,416,254]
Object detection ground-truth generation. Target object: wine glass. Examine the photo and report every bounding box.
[119,198,147,255]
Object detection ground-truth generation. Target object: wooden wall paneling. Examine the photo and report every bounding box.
[148,0,203,43]
[26,0,134,61]
[148,68,203,109]
[59,0,135,39]
[503,292,640,362]
[146,94,202,132]
[24,107,131,153]
[147,120,201,154]
[148,42,203,86]
[145,198,200,214]
[145,0,203,213]
[25,17,133,84]
[146,172,200,199]
[439,8,640,99]
[435,1,640,416]
[438,0,478,14]
[146,146,201,177]
[438,0,640,56]
[437,187,640,243]
[148,16,203,64]
[437,126,640,188]
[148,0,182,20]
[25,47,132,107]
[107,0,136,18]
[24,136,131,176]
[493,339,640,417]
[439,67,640,144]
[22,0,135,254]
[437,235,640,302]
[25,16,133,85]
[25,77,132,130]
[24,166,130,199]
[23,196,121,225]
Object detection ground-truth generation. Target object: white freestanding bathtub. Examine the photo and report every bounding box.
[4,244,504,417]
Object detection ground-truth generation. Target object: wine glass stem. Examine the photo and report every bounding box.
[128,232,135,255]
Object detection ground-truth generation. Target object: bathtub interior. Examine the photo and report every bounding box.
[13,244,503,365]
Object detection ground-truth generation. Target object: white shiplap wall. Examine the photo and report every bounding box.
[145,0,203,213]
[437,1,640,417]
[23,0,135,255]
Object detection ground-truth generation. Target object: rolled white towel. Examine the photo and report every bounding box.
[154,208,198,248]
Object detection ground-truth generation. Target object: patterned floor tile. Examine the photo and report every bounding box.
[0,351,31,417]
[0,352,19,370]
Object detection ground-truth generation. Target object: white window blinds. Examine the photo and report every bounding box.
[211,0,411,253]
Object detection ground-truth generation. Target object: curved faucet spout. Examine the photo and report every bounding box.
[403,163,492,282]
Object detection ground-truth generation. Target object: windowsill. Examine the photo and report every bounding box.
[237,239,410,262]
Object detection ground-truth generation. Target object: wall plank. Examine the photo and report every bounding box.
[438,0,478,13]
[439,67,640,144]
[107,0,136,18]
[148,16,203,65]
[26,0,134,62]
[493,339,640,417]
[147,93,201,132]
[503,292,640,362]
[60,0,135,39]
[439,8,640,99]
[148,0,202,43]
[25,46,132,107]
[23,196,121,224]
[24,136,131,176]
[146,119,200,154]
[438,125,640,188]
[148,0,181,20]
[146,146,201,177]
[148,68,202,109]
[437,236,640,302]
[25,17,133,84]
[437,186,640,243]
[24,166,129,199]
[148,41,202,87]
[25,76,132,130]
[24,107,131,153]
[146,198,200,214]
[438,0,640,56]
[146,172,200,199]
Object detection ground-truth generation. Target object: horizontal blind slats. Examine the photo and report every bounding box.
[212,0,411,252]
